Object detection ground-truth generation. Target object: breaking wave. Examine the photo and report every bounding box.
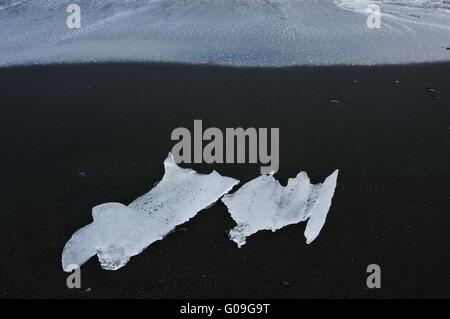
[0,0,449,66]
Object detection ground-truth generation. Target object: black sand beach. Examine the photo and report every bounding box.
[0,63,449,298]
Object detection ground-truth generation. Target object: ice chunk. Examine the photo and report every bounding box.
[62,153,239,271]
[222,170,338,247]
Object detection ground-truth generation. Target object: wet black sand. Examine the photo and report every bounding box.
[0,63,449,298]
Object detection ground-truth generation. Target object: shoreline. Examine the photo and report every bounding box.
[2,59,450,71]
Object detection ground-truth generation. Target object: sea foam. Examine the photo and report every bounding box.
[1,0,449,67]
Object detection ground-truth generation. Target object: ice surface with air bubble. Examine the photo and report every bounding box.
[222,170,339,247]
[62,153,239,271]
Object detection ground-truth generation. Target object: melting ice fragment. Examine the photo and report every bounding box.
[222,170,339,247]
[62,153,239,271]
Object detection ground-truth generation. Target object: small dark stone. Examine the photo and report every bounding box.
[81,288,91,294]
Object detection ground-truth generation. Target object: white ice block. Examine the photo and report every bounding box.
[62,153,239,271]
[222,170,339,247]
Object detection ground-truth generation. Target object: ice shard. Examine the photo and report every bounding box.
[62,153,239,271]
[222,170,339,247]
